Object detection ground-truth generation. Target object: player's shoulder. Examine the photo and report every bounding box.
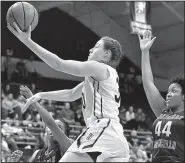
[86,62,118,81]
[90,61,117,72]
[86,61,109,81]
[106,65,118,80]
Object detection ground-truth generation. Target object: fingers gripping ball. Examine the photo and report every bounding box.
[6,2,39,32]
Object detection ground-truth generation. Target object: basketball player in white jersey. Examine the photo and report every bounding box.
[8,23,130,162]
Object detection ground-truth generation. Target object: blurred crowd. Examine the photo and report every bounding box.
[2,82,148,129]
[1,83,85,126]
[1,82,153,162]
[2,49,38,84]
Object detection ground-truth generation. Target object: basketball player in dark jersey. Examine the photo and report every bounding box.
[31,119,70,162]
[139,30,184,162]
[19,86,72,162]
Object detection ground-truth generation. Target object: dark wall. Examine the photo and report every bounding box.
[2,1,141,74]
[2,2,99,61]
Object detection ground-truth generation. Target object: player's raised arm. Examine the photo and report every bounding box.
[21,82,83,112]
[38,82,83,101]
[7,23,108,79]
[139,31,166,117]
[20,86,72,153]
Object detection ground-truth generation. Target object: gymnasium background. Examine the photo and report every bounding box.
[1,1,184,162]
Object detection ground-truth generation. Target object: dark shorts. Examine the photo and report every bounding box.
[87,152,102,162]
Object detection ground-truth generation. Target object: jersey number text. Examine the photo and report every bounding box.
[155,121,172,137]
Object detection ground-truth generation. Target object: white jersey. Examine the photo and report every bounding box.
[82,65,121,127]
[67,65,130,161]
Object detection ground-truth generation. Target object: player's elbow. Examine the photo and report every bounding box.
[59,89,75,102]
[50,58,65,71]
[45,60,60,71]
[52,62,62,71]
[70,92,77,102]
[70,89,81,102]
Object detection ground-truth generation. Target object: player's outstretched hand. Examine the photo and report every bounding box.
[8,150,23,162]
[21,91,41,113]
[7,22,31,43]
[138,30,156,52]
[20,85,33,98]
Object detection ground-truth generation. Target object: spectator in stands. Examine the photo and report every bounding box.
[2,135,11,153]
[127,129,140,149]
[10,61,27,83]
[23,112,33,122]
[30,83,37,95]
[3,84,11,96]
[42,100,55,112]
[129,148,138,162]
[135,144,148,162]
[119,105,127,126]
[12,94,26,120]
[1,122,19,153]
[2,49,14,82]
[125,105,135,121]
[1,135,11,162]
[25,55,38,83]
[5,136,19,153]
[15,95,25,108]
[135,108,146,130]
[144,136,153,151]
[74,104,85,126]
[1,56,8,82]
[58,102,75,125]
[2,90,5,100]
[1,84,6,104]
[21,103,35,121]
[13,108,22,120]
[127,129,148,162]
[144,136,153,161]
[128,129,150,162]
[33,113,43,127]
[2,93,17,119]
[2,93,23,120]
[125,105,137,129]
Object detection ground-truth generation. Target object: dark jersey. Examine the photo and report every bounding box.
[152,109,184,162]
[34,147,62,162]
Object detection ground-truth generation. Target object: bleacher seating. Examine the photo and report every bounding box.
[1,119,152,150]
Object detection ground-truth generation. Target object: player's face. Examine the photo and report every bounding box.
[45,126,53,139]
[166,83,184,109]
[88,40,106,61]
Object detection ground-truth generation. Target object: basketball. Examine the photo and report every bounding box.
[6,2,39,32]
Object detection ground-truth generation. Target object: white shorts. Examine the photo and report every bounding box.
[67,118,130,162]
